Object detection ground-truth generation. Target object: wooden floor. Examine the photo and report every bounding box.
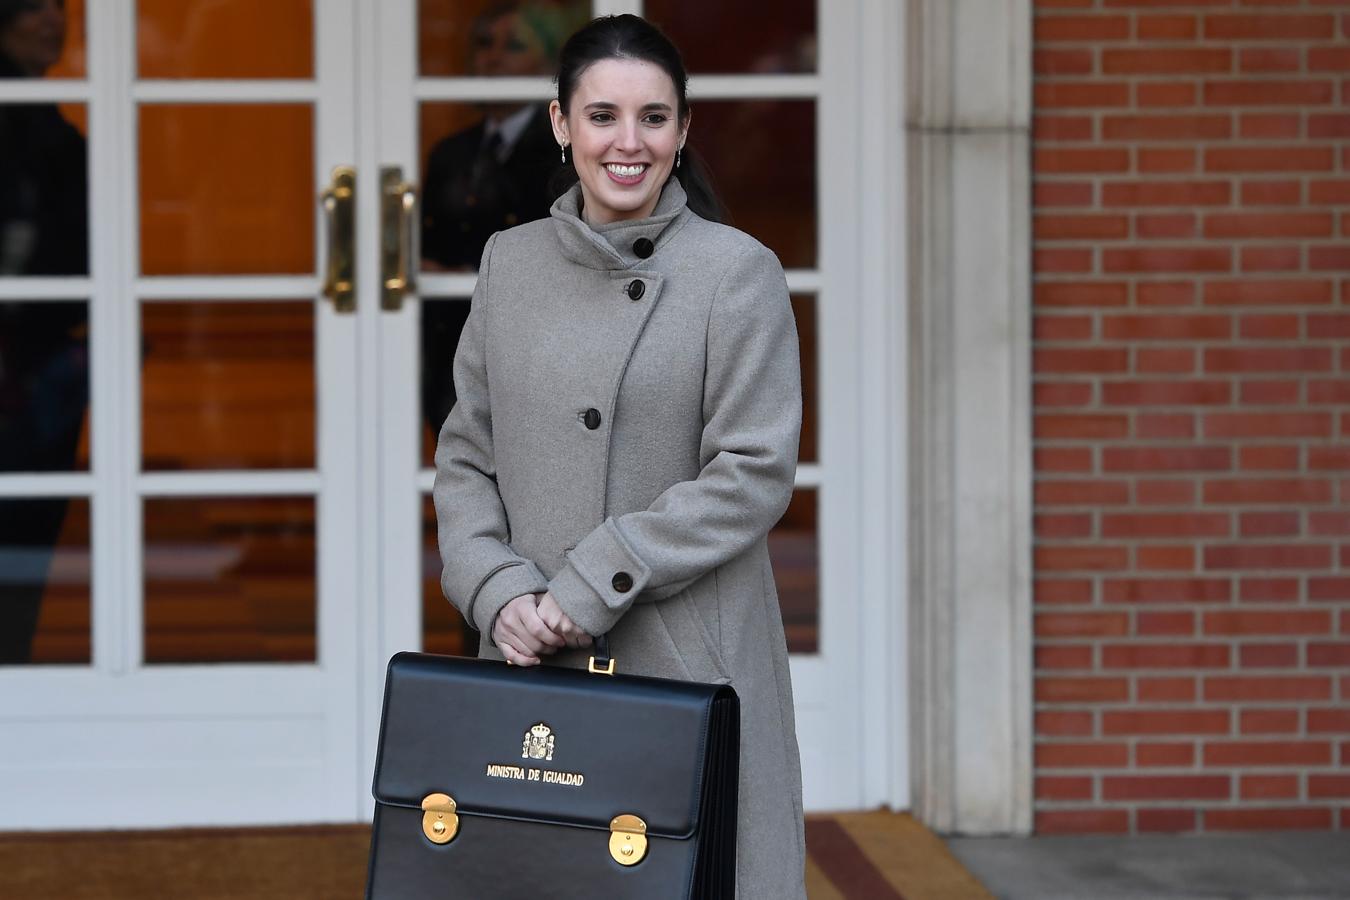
[0,810,991,899]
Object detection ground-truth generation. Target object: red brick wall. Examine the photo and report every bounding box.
[1032,0,1350,833]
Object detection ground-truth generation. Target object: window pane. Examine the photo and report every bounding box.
[422,494,476,656]
[418,0,589,78]
[143,496,316,664]
[0,302,90,473]
[0,0,86,80]
[137,0,313,79]
[695,100,816,269]
[421,297,470,469]
[647,0,816,74]
[139,104,314,275]
[793,295,817,464]
[419,101,561,272]
[0,496,90,665]
[0,101,88,276]
[141,301,314,471]
[770,488,818,654]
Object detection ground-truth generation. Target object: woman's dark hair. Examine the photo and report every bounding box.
[551,14,726,224]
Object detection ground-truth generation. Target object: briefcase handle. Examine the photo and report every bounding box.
[587,633,615,676]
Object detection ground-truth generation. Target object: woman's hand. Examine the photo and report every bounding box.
[493,593,565,666]
[536,591,592,650]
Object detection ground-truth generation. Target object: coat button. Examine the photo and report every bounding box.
[582,408,602,430]
[633,237,654,259]
[611,572,634,593]
[626,280,645,301]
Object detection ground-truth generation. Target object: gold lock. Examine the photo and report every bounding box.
[421,793,459,845]
[608,814,648,866]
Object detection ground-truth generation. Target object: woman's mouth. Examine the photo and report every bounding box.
[604,163,649,185]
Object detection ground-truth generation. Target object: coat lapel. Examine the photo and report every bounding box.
[549,178,693,271]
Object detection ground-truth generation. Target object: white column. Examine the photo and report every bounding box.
[906,0,1034,835]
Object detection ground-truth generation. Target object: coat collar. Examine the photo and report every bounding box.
[550,177,691,270]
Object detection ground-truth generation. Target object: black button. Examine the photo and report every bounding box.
[611,572,634,593]
[633,237,654,258]
[582,408,602,430]
[626,280,645,301]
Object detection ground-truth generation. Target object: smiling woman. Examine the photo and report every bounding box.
[544,14,724,226]
[548,58,684,226]
[430,14,807,899]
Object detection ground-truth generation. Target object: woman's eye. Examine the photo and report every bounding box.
[643,115,668,126]
[590,113,615,124]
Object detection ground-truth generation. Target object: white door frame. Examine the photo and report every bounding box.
[854,0,912,812]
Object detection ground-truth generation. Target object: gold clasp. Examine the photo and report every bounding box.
[609,814,647,865]
[588,655,616,675]
[421,792,459,845]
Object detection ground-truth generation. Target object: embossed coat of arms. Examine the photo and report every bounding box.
[522,722,555,761]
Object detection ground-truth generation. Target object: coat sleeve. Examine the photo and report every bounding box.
[548,241,802,637]
[433,232,548,639]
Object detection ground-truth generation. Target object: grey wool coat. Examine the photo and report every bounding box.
[433,177,807,899]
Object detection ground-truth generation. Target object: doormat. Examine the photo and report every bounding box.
[0,810,992,899]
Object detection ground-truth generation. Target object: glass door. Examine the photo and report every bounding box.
[369,0,868,811]
[0,0,364,827]
[1,0,876,826]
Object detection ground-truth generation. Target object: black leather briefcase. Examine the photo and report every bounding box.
[366,648,739,899]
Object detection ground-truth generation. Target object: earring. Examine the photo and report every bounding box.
[560,142,567,163]
[676,146,682,169]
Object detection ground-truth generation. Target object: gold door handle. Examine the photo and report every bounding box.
[381,166,417,311]
[321,166,356,313]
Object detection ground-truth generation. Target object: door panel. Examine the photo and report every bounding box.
[644,0,817,75]
[1,496,92,665]
[0,0,362,828]
[142,495,317,664]
[138,104,316,275]
[416,0,590,79]
[140,300,316,471]
[418,295,470,468]
[0,0,93,674]
[692,99,819,269]
[136,0,314,80]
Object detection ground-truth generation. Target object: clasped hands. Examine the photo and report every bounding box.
[493,591,591,667]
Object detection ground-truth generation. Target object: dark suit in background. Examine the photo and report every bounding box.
[0,40,91,664]
[419,103,559,435]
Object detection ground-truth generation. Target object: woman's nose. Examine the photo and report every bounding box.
[613,119,642,152]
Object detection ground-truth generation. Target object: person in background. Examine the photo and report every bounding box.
[420,2,571,270]
[0,0,90,664]
[419,1,580,452]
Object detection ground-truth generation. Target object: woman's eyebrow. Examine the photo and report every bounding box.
[582,101,674,112]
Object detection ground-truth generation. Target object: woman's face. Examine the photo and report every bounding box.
[470,11,548,78]
[1,0,66,77]
[550,57,687,227]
